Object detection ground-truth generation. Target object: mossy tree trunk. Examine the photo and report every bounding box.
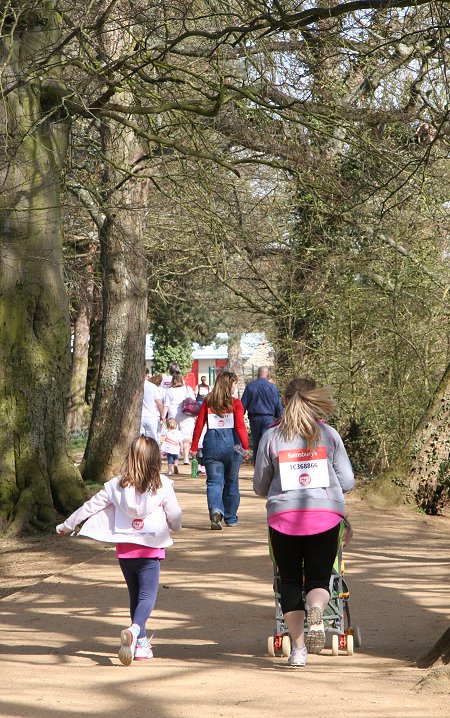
[0,8,86,533]
[67,257,94,434]
[80,116,149,483]
[374,363,450,513]
[404,363,450,513]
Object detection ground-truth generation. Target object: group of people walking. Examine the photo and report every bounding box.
[57,367,354,669]
[140,363,209,466]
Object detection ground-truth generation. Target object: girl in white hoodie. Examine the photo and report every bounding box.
[56,436,182,665]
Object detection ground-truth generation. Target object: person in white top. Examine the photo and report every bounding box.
[160,361,181,399]
[163,371,196,464]
[56,436,182,665]
[196,376,210,402]
[140,369,164,440]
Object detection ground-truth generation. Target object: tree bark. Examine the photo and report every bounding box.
[371,363,450,512]
[67,260,94,433]
[0,10,86,532]
[79,9,151,483]
[80,118,149,482]
[227,333,245,395]
[417,626,450,668]
[406,363,450,513]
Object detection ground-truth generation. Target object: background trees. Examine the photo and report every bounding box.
[0,0,448,529]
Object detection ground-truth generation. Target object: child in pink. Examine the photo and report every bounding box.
[57,436,182,665]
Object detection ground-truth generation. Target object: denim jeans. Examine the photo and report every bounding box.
[118,558,160,638]
[249,415,274,460]
[202,429,242,525]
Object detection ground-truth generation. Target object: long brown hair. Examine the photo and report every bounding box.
[120,436,162,493]
[205,370,237,416]
[171,371,184,388]
[278,377,336,449]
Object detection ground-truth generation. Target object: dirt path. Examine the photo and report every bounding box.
[1,467,449,717]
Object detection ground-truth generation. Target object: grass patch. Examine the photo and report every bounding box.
[68,430,88,451]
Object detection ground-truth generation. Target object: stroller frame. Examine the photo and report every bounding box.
[267,521,361,657]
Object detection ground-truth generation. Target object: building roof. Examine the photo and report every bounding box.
[145,332,268,361]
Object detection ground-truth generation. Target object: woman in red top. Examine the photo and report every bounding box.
[191,370,249,530]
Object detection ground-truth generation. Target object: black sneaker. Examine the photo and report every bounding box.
[174,465,179,474]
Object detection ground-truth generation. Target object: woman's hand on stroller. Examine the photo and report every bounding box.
[342,518,353,547]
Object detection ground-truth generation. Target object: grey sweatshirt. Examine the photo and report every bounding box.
[253,423,354,518]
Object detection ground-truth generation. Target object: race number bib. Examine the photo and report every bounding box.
[207,409,234,429]
[278,447,329,491]
[161,437,180,454]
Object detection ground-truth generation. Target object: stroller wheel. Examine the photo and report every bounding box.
[331,634,339,656]
[346,634,354,656]
[267,636,276,657]
[281,635,291,657]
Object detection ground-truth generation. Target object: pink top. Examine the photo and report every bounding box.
[116,542,166,559]
[268,509,343,536]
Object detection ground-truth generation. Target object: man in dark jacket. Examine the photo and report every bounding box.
[241,366,283,461]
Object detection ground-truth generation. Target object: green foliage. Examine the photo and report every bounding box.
[152,330,193,375]
[68,430,88,451]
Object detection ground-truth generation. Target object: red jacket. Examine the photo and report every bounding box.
[191,398,249,452]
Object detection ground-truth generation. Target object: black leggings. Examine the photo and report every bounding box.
[269,524,340,614]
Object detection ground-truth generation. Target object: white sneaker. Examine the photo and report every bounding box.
[134,637,153,661]
[288,646,308,666]
[305,606,325,654]
[118,624,139,666]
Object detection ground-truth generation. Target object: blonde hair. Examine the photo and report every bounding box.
[119,436,162,493]
[166,418,177,430]
[171,371,184,388]
[205,370,237,416]
[278,377,336,449]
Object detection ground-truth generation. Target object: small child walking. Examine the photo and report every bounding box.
[160,418,183,475]
[56,436,182,666]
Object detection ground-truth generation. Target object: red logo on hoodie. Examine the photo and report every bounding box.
[132,519,144,530]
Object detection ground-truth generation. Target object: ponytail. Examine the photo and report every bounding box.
[278,377,336,448]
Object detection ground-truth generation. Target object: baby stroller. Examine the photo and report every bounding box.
[267,521,362,657]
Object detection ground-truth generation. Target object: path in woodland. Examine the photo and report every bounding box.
[1,465,449,717]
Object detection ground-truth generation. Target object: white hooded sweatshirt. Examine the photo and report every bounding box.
[56,474,182,547]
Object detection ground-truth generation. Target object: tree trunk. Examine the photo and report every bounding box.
[67,262,94,433]
[80,109,149,483]
[407,363,450,513]
[371,363,450,512]
[0,10,86,533]
[85,314,103,405]
[417,626,450,668]
[227,333,245,395]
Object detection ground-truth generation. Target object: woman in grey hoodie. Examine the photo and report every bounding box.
[253,378,354,667]
[57,436,182,665]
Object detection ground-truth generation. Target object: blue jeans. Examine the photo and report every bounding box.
[118,558,160,638]
[202,429,242,525]
[249,415,274,460]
